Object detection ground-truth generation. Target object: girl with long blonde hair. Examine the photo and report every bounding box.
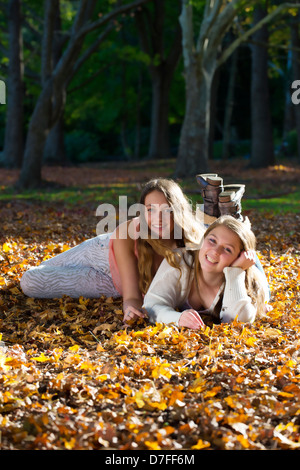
[143,215,270,328]
[20,178,204,323]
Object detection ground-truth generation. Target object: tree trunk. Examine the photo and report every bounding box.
[17,0,152,189]
[175,62,213,176]
[250,6,274,168]
[43,117,67,165]
[283,49,295,142]
[222,47,238,160]
[209,66,221,160]
[135,0,182,159]
[43,3,67,165]
[175,0,293,177]
[3,0,24,169]
[134,67,143,159]
[175,0,238,177]
[290,11,300,161]
[17,0,64,188]
[18,80,57,188]
[148,69,173,159]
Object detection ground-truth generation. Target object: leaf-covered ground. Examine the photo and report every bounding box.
[0,160,300,450]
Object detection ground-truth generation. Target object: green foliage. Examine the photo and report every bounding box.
[1,0,300,164]
[65,130,101,163]
[285,130,299,156]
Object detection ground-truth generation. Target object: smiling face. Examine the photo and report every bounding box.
[199,225,242,273]
[144,190,174,239]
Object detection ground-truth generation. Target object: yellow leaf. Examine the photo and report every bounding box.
[191,439,211,450]
[145,440,161,450]
[135,391,145,409]
[96,374,108,382]
[9,287,21,295]
[152,363,172,379]
[149,401,168,410]
[237,435,250,448]
[245,336,258,347]
[31,352,52,362]
[189,377,206,393]
[0,352,9,372]
[61,244,70,252]
[204,386,221,398]
[168,390,185,407]
[157,426,175,437]
[2,243,11,253]
[63,438,76,450]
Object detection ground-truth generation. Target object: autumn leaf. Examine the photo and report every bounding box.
[0,164,300,450]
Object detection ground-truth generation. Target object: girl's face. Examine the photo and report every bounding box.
[144,190,174,239]
[199,225,242,273]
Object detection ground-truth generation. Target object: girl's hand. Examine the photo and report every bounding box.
[231,249,256,270]
[178,309,205,329]
[123,306,148,324]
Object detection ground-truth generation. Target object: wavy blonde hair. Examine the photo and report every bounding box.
[193,215,266,321]
[137,178,204,294]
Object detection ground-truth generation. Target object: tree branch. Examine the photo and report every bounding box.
[179,0,194,69]
[68,22,115,84]
[76,0,152,39]
[218,2,300,67]
[41,0,59,85]
[196,0,223,54]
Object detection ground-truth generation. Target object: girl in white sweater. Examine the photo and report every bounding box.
[143,215,270,329]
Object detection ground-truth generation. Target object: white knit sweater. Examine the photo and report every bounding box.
[143,252,269,325]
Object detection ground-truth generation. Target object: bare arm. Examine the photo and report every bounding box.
[112,221,147,322]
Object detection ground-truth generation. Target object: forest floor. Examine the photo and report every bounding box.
[0,158,300,451]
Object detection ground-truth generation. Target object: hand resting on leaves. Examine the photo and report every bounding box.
[178,309,205,330]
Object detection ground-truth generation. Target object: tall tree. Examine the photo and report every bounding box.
[290,8,300,161]
[3,0,24,168]
[17,0,151,189]
[135,0,182,159]
[175,0,300,177]
[222,45,238,160]
[43,4,67,165]
[250,3,275,168]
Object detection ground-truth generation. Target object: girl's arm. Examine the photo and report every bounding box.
[113,222,146,321]
[143,258,189,325]
[221,265,269,323]
[221,267,256,323]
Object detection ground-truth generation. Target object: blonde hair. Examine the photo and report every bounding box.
[137,178,204,294]
[193,215,266,320]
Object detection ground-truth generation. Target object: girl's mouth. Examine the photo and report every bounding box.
[206,254,218,264]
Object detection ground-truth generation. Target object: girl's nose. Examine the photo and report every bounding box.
[213,245,223,255]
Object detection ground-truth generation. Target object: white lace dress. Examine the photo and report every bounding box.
[20,233,120,299]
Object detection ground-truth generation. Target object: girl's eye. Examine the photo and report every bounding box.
[208,237,216,244]
[224,247,232,254]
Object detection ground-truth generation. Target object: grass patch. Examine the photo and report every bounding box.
[186,190,300,215]
[0,183,139,207]
[242,190,300,214]
[1,185,299,215]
